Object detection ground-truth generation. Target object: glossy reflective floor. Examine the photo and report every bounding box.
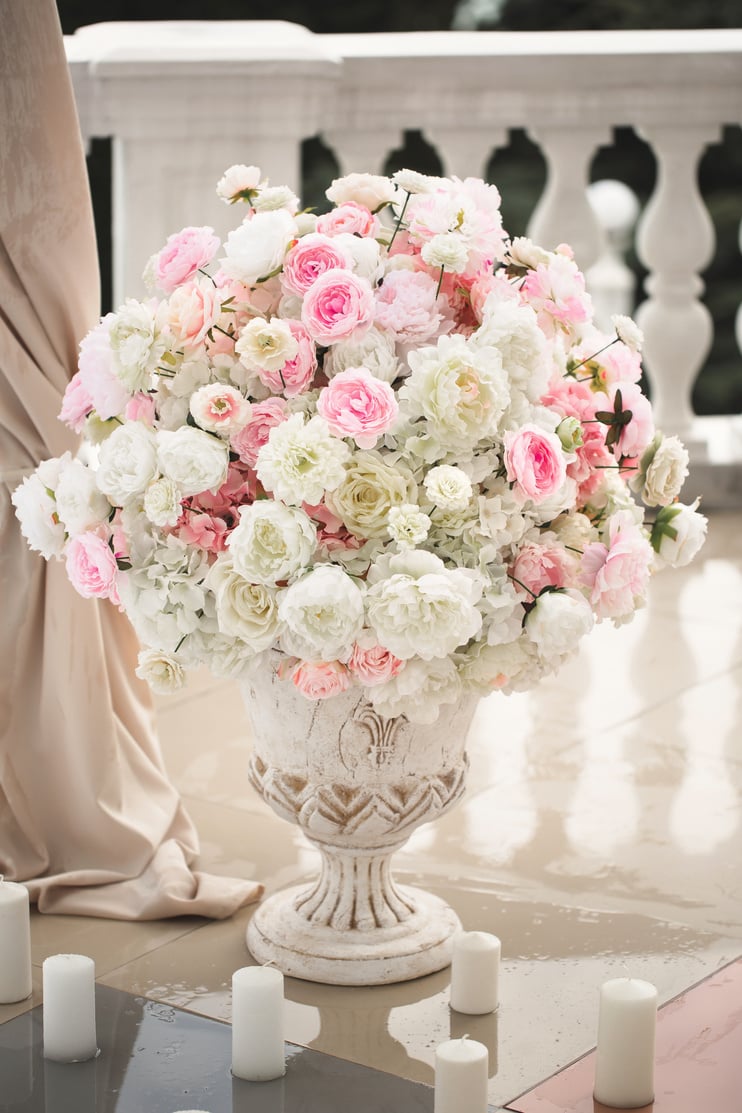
[2,509,741,1111]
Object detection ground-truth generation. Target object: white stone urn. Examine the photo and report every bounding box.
[243,665,479,986]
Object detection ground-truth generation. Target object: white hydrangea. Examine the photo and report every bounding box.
[279,564,365,660]
[227,501,317,585]
[256,413,350,506]
[370,657,462,724]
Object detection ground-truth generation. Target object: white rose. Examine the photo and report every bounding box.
[279,564,365,660]
[421,233,469,273]
[97,422,159,505]
[53,457,110,537]
[295,212,318,237]
[221,209,297,284]
[235,317,299,373]
[424,464,473,511]
[633,434,689,507]
[227,501,317,585]
[143,476,182,528]
[326,172,396,210]
[324,327,400,384]
[108,299,165,393]
[157,426,229,498]
[651,502,708,568]
[367,550,483,660]
[326,451,418,539]
[256,413,350,506]
[216,163,263,203]
[525,590,594,660]
[11,458,69,558]
[135,648,186,694]
[208,557,283,649]
[369,657,461,724]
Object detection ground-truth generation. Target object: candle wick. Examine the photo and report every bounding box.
[462,1033,470,1042]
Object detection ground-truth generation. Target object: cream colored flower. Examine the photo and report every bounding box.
[326,450,418,539]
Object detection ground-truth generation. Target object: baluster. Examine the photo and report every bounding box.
[736,216,742,361]
[322,129,403,177]
[634,125,719,453]
[586,179,640,332]
[424,128,507,181]
[526,126,610,271]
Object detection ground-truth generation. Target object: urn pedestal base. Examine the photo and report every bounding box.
[247,884,462,986]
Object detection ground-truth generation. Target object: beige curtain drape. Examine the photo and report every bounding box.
[0,0,262,918]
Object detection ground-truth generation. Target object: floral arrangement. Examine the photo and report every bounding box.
[13,165,707,724]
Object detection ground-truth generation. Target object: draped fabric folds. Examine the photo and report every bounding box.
[0,1,262,919]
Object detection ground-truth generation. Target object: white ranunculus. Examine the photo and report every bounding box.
[221,209,297,284]
[54,457,111,536]
[11,456,71,558]
[235,317,299,373]
[369,657,461,724]
[279,564,365,660]
[651,501,708,568]
[421,232,469,273]
[135,648,186,694]
[326,451,418,539]
[633,434,689,507]
[256,413,350,506]
[472,298,550,402]
[97,422,159,505]
[227,501,317,585]
[326,172,396,210]
[108,299,165,393]
[324,327,401,384]
[525,589,594,660]
[611,313,644,353]
[423,464,473,511]
[208,557,283,649]
[367,549,483,660]
[388,504,431,548]
[157,426,229,498]
[143,476,182,528]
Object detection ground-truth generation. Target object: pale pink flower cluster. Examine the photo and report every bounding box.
[12,164,704,719]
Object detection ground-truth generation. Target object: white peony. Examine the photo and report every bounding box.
[370,657,461,724]
[423,464,473,511]
[108,299,165,393]
[391,169,439,195]
[256,413,350,506]
[324,327,401,384]
[472,298,550,402]
[235,317,299,373]
[54,457,110,537]
[326,172,396,210]
[208,557,283,649]
[143,476,182,528]
[97,422,159,505]
[333,233,385,286]
[457,636,536,694]
[508,236,551,269]
[367,549,483,660]
[11,456,70,558]
[525,589,594,660]
[227,501,317,585]
[221,209,297,284]
[157,426,229,498]
[252,185,300,214]
[216,163,264,203]
[279,564,365,660]
[135,648,186,694]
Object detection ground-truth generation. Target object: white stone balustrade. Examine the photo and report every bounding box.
[64,22,742,500]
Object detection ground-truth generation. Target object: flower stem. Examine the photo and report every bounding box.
[570,338,617,373]
[388,191,411,251]
[507,572,538,599]
[435,265,445,299]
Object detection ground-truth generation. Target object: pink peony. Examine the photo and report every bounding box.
[469,271,519,323]
[374,269,446,344]
[580,511,653,619]
[292,659,351,700]
[59,372,93,432]
[316,202,380,239]
[77,314,130,420]
[504,424,567,505]
[125,392,156,425]
[316,366,398,449]
[511,542,573,599]
[521,254,591,339]
[348,641,404,686]
[301,268,375,346]
[281,233,352,296]
[65,532,120,604]
[165,280,221,350]
[231,397,289,467]
[257,319,317,397]
[155,226,220,294]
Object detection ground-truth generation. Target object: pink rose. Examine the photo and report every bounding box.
[316,202,379,239]
[580,510,653,619]
[281,233,351,297]
[292,659,351,700]
[348,641,404,686]
[78,314,130,420]
[301,268,375,346]
[511,542,573,599]
[317,366,398,449]
[155,226,220,294]
[59,372,93,432]
[374,269,446,344]
[125,392,156,425]
[504,425,567,504]
[165,280,221,350]
[257,320,317,397]
[601,382,654,460]
[65,532,120,604]
[231,397,289,467]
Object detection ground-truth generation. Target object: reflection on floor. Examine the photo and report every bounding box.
[1,510,741,1111]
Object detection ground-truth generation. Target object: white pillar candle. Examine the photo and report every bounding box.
[450,930,500,1015]
[593,977,657,1109]
[0,877,33,1004]
[231,966,285,1082]
[434,1036,488,1113]
[42,954,97,1062]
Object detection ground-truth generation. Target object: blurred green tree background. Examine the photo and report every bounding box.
[58,0,742,414]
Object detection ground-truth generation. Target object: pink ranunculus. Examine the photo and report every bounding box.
[125,392,157,425]
[300,268,375,346]
[65,532,120,604]
[77,314,130,420]
[504,424,567,505]
[165,280,221,350]
[511,542,573,599]
[348,641,404,686]
[374,268,446,344]
[292,659,351,700]
[315,202,380,239]
[580,510,653,620]
[316,366,399,449]
[231,397,290,466]
[59,372,93,432]
[155,226,220,294]
[603,381,655,460]
[280,233,352,297]
[257,319,318,397]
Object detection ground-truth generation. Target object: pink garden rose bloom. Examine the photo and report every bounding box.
[231,397,289,467]
[124,392,157,425]
[257,319,318,397]
[65,532,120,604]
[601,381,655,460]
[511,542,574,599]
[316,366,399,449]
[292,659,351,700]
[504,424,567,505]
[281,233,352,297]
[580,510,653,619]
[348,640,404,686]
[77,314,130,420]
[541,376,612,502]
[190,383,251,434]
[165,279,221,350]
[59,372,93,432]
[301,268,375,346]
[155,226,220,294]
[374,269,446,344]
[316,201,380,239]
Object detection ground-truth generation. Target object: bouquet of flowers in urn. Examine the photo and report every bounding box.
[13,165,707,724]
